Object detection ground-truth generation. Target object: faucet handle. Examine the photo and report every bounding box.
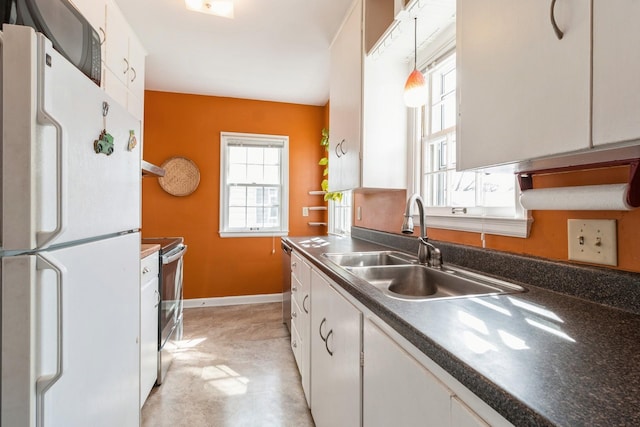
[429,247,442,269]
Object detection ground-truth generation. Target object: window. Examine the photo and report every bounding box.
[219,132,289,237]
[417,52,530,238]
[328,190,353,236]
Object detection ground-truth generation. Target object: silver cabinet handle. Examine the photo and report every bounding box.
[335,139,346,158]
[292,285,297,292]
[130,67,137,83]
[319,318,328,341]
[154,289,160,308]
[291,311,297,318]
[292,340,297,349]
[123,57,130,74]
[302,294,309,314]
[550,0,564,40]
[339,139,347,155]
[99,27,106,45]
[292,262,297,268]
[142,266,150,274]
[325,330,334,356]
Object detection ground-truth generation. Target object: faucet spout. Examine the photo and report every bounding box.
[401,193,442,268]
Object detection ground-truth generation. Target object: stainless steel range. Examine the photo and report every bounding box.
[141,237,187,384]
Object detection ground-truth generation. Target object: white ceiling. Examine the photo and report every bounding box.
[114,0,354,106]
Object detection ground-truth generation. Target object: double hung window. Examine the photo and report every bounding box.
[418,52,529,237]
[219,132,289,237]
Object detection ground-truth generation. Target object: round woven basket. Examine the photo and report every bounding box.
[158,156,201,197]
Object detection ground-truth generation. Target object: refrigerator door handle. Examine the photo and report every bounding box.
[36,55,66,248]
[35,255,65,427]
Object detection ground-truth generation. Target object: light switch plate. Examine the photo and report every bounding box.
[302,207,309,217]
[567,219,617,266]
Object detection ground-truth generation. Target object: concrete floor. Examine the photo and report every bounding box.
[141,302,315,427]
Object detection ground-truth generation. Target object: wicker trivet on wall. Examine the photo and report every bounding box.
[158,156,201,196]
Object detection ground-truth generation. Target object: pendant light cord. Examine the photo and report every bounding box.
[413,17,417,71]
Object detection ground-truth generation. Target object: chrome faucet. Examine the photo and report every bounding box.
[401,194,442,268]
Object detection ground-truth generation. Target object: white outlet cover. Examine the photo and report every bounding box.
[567,219,617,266]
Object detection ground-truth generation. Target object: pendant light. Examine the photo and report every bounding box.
[404,17,428,107]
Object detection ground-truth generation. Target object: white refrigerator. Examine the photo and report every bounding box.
[1,25,142,426]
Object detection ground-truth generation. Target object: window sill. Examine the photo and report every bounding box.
[424,214,533,238]
[219,231,288,238]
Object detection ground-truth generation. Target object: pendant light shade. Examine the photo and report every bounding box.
[404,69,428,107]
[404,17,427,108]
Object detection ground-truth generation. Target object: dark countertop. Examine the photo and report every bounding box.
[285,234,640,427]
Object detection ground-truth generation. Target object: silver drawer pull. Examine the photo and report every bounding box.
[142,266,150,274]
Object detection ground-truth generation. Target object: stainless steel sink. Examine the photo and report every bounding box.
[324,251,525,301]
[323,251,416,267]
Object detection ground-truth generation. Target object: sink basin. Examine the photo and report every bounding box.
[345,264,525,301]
[323,251,416,267]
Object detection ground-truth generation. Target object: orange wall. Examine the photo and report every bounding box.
[354,165,640,273]
[142,91,327,299]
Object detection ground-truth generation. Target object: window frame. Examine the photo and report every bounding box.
[219,132,289,238]
[328,190,353,236]
[411,41,531,238]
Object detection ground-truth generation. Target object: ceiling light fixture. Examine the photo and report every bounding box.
[185,0,234,19]
[403,17,427,108]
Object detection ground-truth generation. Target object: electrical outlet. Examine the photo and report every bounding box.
[357,206,362,221]
[567,219,617,266]
[302,207,309,217]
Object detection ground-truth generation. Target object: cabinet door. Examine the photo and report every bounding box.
[592,0,640,147]
[310,270,362,427]
[451,396,490,427]
[105,0,130,85]
[70,0,106,40]
[140,276,159,406]
[457,0,591,170]
[127,35,146,96]
[329,0,362,191]
[363,318,452,427]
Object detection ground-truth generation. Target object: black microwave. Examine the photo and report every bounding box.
[1,0,102,86]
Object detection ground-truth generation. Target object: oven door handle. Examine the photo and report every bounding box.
[162,244,188,265]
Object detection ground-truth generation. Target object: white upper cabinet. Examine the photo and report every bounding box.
[104,1,146,119]
[70,0,106,42]
[68,0,146,120]
[457,0,591,170]
[328,0,407,192]
[329,0,363,192]
[592,0,640,147]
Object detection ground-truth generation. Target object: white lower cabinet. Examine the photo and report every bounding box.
[310,269,362,427]
[294,253,512,427]
[452,396,491,427]
[363,318,452,426]
[291,252,311,406]
[140,251,159,407]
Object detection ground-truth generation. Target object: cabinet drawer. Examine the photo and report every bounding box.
[291,252,310,288]
[141,252,159,283]
[291,321,302,373]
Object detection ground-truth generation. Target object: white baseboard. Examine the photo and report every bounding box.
[183,293,283,309]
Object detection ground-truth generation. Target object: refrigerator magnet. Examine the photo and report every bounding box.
[94,129,114,155]
[94,101,114,156]
[127,130,138,151]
